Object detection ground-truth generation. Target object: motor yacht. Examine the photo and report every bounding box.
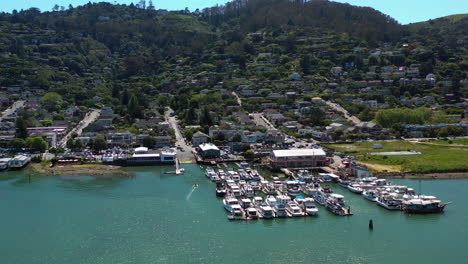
[362,190,379,202]
[302,197,319,216]
[347,183,363,194]
[216,183,227,197]
[240,198,252,209]
[286,202,303,217]
[259,204,274,219]
[285,181,301,198]
[328,193,345,205]
[223,196,241,212]
[245,207,259,219]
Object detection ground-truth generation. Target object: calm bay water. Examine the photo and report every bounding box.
[1,164,467,264]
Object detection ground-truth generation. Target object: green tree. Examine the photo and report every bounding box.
[232,134,242,142]
[9,138,26,149]
[143,136,156,148]
[244,150,255,160]
[26,137,48,152]
[15,117,29,139]
[128,94,141,118]
[73,139,83,151]
[40,92,63,112]
[186,107,197,124]
[358,108,375,122]
[66,138,75,149]
[92,138,107,151]
[200,107,213,127]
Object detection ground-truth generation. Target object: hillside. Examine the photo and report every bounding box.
[0,0,466,143]
[406,13,468,46]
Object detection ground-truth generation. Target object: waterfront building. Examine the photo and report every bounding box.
[8,155,31,169]
[268,149,327,169]
[198,143,221,159]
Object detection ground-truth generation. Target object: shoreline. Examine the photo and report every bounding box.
[28,163,134,178]
[375,171,468,179]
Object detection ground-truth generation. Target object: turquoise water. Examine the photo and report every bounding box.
[1,165,467,264]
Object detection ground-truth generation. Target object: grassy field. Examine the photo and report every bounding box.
[324,140,468,173]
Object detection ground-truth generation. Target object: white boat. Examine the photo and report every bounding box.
[246,207,259,219]
[249,170,261,181]
[253,196,263,206]
[376,195,402,210]
[225,179,236,188]
[223,196,241,212]
[227,207,244,220]
[232,173,240,182]
[326,198,351,216]
[262,183,277,195]
[272,203,288,217]
[239,161,249,169]
[250,182,261,191]
[286,202,303,217]
[217,169,226,180]
[205,168,216,178]
[274,195,291,218]
[303,197,319,216]
[347,184,363,194]
[259,204,274,219]
[285,181,301,197]
[240,198,252,209]
[243,185,255,198]
[230,185,242,197]
[216,183,227,197]
[363,190,379,202]
[329,193,345,205]
[312,192,327,206]
[266,196,278,207]
[276,195,292,204]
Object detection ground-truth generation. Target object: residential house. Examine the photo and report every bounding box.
[106,132,134,146]
[264,129,284,144]
[155,136,172,147]
[192,131,209,146]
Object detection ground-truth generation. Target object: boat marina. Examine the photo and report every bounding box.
[203,163,450,220]
[203,164,354,220]
[336,176,450,214]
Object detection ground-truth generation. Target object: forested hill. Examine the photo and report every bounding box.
[0,0,406,47]
[406,14,468,47]
[0,1,465,110]
[202,0,406,43]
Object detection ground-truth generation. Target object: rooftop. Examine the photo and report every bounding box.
[199,143,220,152]
[272,148,326,158]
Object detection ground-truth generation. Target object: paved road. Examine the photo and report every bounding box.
[232,91,242,106]
[0,100,25,121]
[250,113,275,130]
[59,109,101,147]
[165,108,194,163]
[325,101,361,124]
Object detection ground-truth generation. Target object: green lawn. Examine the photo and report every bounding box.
[324,140,468,173]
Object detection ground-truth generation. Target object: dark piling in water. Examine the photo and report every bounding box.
[369,219,374,230]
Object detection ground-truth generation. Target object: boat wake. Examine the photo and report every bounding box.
[186,186,196,201]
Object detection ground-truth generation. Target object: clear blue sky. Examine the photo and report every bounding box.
[2,0,467,24]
